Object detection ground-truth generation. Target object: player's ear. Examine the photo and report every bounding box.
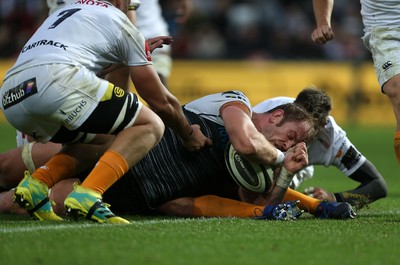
[269,109,284,124]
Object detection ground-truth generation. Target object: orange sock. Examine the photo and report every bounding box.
[33,153,78,187]
[394,131,400,164]
[192,195,264,218]
[81,150,129,195]
[284,188,321,215]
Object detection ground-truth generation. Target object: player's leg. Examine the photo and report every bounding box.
[284,188,356,219]
[49,178,78,216]
[0,190,28,215]
[382,74,400,163]
[158,195,301,221]
[158,196,264,218]
[364,28,400,163]
[64,96,165,223]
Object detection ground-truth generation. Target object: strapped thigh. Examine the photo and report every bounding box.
[50,84,142,144]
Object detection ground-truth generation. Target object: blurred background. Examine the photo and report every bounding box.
[0,0,367,60]
[0,0,393,125]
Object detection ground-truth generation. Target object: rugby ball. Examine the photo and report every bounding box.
[224,143,274,193]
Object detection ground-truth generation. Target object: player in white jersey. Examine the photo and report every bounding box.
[311,0,400,164]
[254,88,387,209]
[0,0,211,223]
[4,90,353,220]
[46,0,192,87]
[0,89,358,220]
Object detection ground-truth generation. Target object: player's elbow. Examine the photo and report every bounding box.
[375,178,388,199]
[232,141,258,159]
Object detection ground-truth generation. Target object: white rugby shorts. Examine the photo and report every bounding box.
[363,28,400,89]
[1,64,142,143]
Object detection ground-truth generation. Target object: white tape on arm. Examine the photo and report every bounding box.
[21,142,36,173]
[275,167,294,189]
[273,149,285,165]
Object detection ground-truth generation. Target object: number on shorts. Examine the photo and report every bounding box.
[49,8,81,29]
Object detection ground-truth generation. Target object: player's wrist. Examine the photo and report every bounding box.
[276,167,294,189]
[273,149,285,165]
[182,126,194,141]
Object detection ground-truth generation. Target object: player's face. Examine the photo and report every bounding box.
[263,120,310,151]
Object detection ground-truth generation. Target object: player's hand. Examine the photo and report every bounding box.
[146,36,174,53]
[304,186,336,201]
[181,124,212,152]
[311,25,334,44]
[283,142,308,173]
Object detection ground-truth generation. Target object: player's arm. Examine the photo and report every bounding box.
[130,65,212,151]
[337,159,388,205]
[242,143,309,205]
[305,159,388,208]
[221,102,282,165]
[311,0,334,44]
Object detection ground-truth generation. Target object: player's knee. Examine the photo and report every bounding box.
[383,76,400,103]
[148,115,165,145]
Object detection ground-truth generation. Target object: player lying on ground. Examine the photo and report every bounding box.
[254,87,388,209]
[0,90,355,220]
[0,0,211,224]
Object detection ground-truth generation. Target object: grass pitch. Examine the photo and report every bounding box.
[0,121,399,265]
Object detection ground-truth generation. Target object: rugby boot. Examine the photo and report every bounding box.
[64,183,129,224]
[13,171,63,221]
[260,200,303,220]
[316,201,356,219]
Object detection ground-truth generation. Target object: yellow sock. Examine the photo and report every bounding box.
[394,131,400,164]
[81,150,129,195]
[192,195,264,218]
[33,153,78,187]
[284,188,321,215]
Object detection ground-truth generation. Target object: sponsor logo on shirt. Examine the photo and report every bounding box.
[74,0,109,8]
[62,99,88,125]
[2,78,38,109]
[114,86,125,97]
[340,146,361,169]
[21,40,68,53]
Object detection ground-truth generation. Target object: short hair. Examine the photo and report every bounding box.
[294,86,332,129]
[267,103,317,141]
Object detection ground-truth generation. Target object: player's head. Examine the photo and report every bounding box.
[294,86,332,129]
[262,103,317,151]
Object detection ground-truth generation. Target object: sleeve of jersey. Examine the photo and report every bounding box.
[219,90,252,113]
[331,123,366,176]
[119,18,152,66]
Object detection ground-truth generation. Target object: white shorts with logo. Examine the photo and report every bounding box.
[1,64,142,143]
[362,27,400,88]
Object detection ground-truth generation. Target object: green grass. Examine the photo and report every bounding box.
[1,122,399,265]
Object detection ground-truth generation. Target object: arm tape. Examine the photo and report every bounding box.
[273,149,285,165]
[276,167,294,189]
[21,142,36,173]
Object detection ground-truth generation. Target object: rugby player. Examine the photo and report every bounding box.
[1,90,355,220]
[0,0,210,224]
